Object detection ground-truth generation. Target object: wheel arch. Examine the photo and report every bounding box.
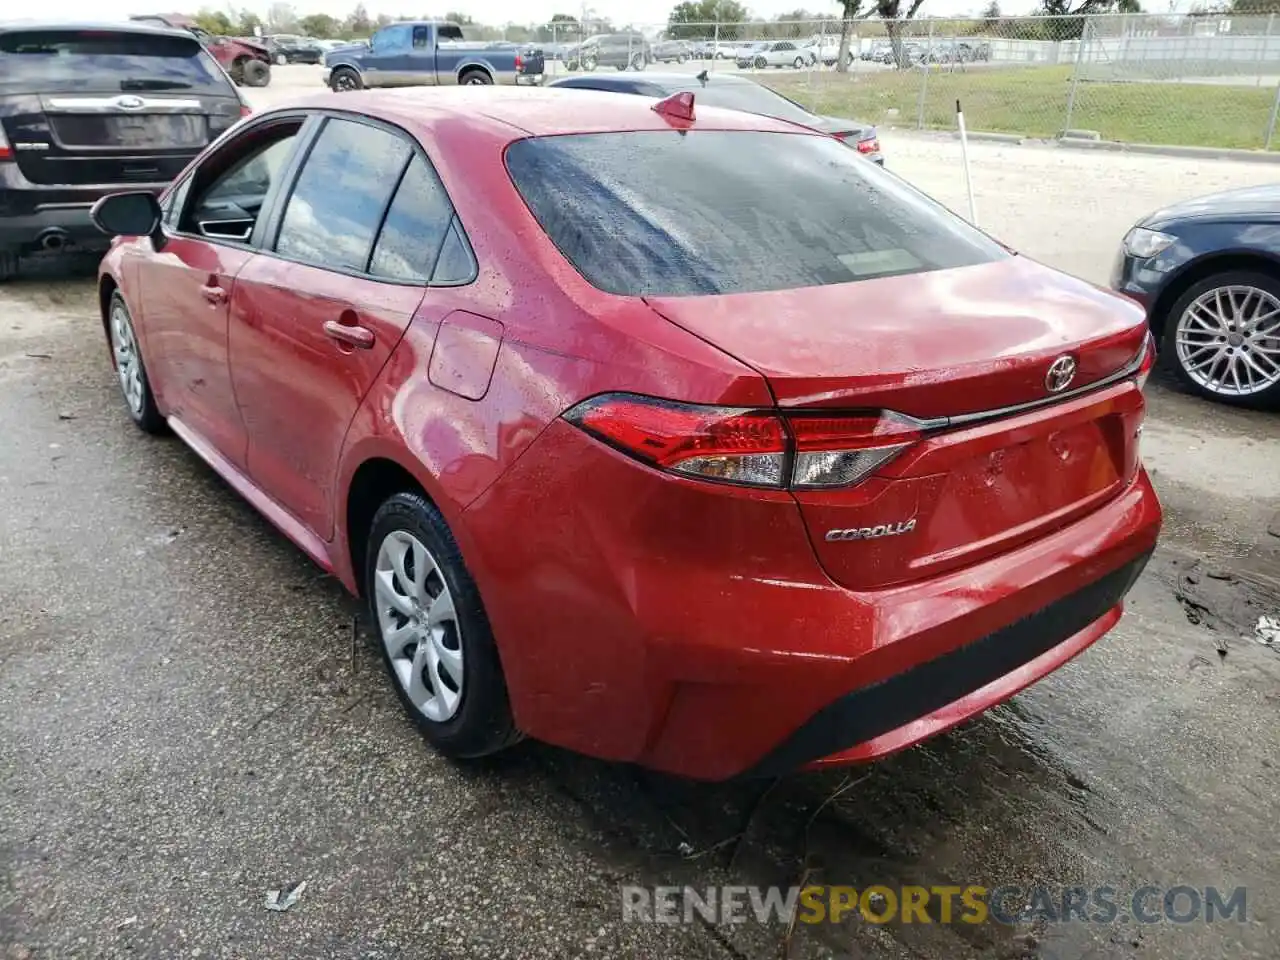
[456,64,494,84]
[344,455,436,598]
[98,273,118,349]
[1149,249,1280,339]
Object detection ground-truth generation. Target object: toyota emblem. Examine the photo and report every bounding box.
[1045,355,1077,393]
[114,95,146,110]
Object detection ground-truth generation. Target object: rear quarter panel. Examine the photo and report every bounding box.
[434,46,517,84]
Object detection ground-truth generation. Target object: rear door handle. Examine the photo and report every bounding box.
[323,319,375,350]
[199,283,227,305]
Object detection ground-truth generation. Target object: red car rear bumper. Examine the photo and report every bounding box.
[462,421,1162,781]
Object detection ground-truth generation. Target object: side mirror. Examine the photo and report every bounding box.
[91,191,162,239]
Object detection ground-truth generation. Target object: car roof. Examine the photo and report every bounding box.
[551,71,761,94]
[0,20,191,38]
[279,86,810,139]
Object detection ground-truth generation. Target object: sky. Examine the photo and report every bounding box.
[29,0,1054,30]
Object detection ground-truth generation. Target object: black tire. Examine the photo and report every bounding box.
[583,57,597,72]
[1162,269,1280,410]
[365,492,520,759]
[241,59,270,87]
[459,68,492,85]
[0,251,16,283]
[330,66,362,91]
[107,292,166,434]
[793,56,805,69]
[566,59,579,71]
[753,56,767,69]
[630,54,645,71]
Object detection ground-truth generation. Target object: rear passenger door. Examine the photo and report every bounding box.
[227,114,471,540]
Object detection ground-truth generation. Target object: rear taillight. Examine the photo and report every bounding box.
[240,104,253,118]
[0,126,12,162]
[564,394,920,490]
[1135,330,1157,391]
[515,53,524,70]
[855,136,881,155]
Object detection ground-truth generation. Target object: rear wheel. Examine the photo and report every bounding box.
[793,56,806,68]
[459,68,492,85]
[331,66,362,91]
[583,56,597,71]
[1163,270,1280,409]
[630,53,645,70]
[754,56,767,69]
[241,59,270,87]
[366,492,520,758]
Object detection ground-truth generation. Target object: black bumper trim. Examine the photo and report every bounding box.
[743,550,1153,778]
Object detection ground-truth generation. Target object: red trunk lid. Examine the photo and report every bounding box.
[645,257,1149,590]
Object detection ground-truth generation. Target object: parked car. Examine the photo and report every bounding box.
[129,14,272,86]
[733,41,771,68]
[872,41,926,65]
[959,39,992,61]
[324,21,544,89]
[737,40,811,69]
[650,39,692,63]
[925,40,965,63]
[564,33,650,72]
[0,20,249,281]
[90,85,1160,779]
[550,71,884,164]
[862,41,890,61]
[267,34,324,65]
[1112,185,1280,407]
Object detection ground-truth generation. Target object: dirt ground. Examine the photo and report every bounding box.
[1,77,1278,960]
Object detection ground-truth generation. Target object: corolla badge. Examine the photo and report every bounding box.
[114,95,147,110]
[1045,355,1077,393]
[825,519,917,542]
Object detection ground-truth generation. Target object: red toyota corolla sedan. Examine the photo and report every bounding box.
[91,87,1161,781]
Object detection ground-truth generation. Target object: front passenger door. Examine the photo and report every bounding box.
[140,117,307,468]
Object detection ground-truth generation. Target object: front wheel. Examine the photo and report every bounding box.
[678,53,688,63]
[108,292,166,434]
[274,52,287,65]
[753,56,767,69]
[630,54,645,71]
[330,67,362,91]
[583,57,597,72]
[366,493,520,758]
[1163,270,1280,409]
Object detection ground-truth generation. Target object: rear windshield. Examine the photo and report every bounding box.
[505,130,1007,297]
[687,82,817,126]
[0,30,232,93]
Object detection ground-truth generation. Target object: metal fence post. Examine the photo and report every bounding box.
[712,21,720,74]
[1063,17,1089,135]
[915,20,934,130]
[1266,80,1280,150]
[1261,14,1274,89]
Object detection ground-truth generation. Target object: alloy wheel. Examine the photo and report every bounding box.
[334,71,357,91]
[1174,284,1280,398]
[374,530,464,723]
[110,301,145,416]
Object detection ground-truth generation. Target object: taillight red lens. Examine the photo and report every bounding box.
[240,104,253,118]
[565,394,787,487]
[1136,330,1156,391]
[515,53,524,70]
[0,126,12,161]
[564,394,920,490]
[856,137,881,155]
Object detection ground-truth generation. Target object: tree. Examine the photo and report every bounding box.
[298,13,339,37]
[834,0,863,73]
[1038,0,1142,39]
[980,0,1001,22]
[667,0,751,40]
[346,3,372,37]
[267,2,297,32]
[234,9,264,36]
[876,0,927,68]
[443,11,475,24]
[193,9,234,35]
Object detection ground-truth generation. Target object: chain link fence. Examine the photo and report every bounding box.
[521,13,1280,151]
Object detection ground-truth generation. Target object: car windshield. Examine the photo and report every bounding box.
[506,130,1007,297]
[0,30,231,92]
[681,80,817,127]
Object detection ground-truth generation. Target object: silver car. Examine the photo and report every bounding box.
[737,40,812,69]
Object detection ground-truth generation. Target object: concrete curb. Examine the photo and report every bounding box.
[891,127,1280,165]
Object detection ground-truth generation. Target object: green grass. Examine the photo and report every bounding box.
[759,66,1279,151]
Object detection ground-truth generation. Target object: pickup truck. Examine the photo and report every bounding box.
[323,21,544,90]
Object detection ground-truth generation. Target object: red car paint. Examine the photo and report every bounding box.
[98,88,1161,780]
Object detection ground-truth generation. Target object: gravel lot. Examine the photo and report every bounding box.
[2,68,1278,960]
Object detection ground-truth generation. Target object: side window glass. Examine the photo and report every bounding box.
[181,122,301,241]
[370,155,455,283]
[430,217,476,285]
[412,26,431,49]
[275,118,411,272]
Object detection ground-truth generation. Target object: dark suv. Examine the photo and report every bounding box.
[0,22,247,280]
[565,33,650,71]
